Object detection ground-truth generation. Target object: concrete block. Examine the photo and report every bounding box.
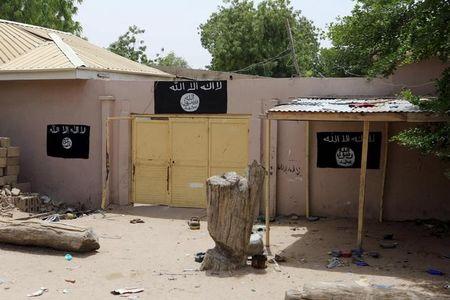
[7,147,20,157]
[13,182,31,193]
[6,165,19,176]
[6,157,19,166]
[0,137,10,148]
[0,148,6,158]
[3,175,17,185]
[0,158,6,167]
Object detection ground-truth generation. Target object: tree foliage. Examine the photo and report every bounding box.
[199,0,320,77]
[391,70,450,176]
[320,0,450,77]
[108,25,152,65]
[108,25,190,68]
[155,51,189,68]
[318,0,449,175]
[0,0,83,35]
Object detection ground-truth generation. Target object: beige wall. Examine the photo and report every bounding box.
[0,80,106,208]
[0,58,448,220]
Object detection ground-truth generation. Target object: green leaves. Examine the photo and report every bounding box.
[108,26,189,68]
[321,0,449,77]
[155,51,189,68]
[108,25,152,65]
[199,0,320,77]
[0,0,83,35]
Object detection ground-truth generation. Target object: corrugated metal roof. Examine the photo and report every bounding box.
[268,98,426,114]
[0,19,173,78]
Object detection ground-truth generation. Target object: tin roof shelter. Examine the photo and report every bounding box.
[263,98,448,249]
[0,19,172,80]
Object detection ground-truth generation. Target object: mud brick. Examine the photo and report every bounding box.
[6,165,19,176]
[7,147,20,157]
[0,157,6,167]
[6,157,19,166]
[0,137,10,148]
[14,194,40,213]
[4,175,17,185]
[0,148,6,158]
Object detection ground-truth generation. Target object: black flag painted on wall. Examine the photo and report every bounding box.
[154,80,227,114]
[47,124,90,159]
[317,132,382,169]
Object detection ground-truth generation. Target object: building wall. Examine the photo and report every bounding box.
[0,58,447,219]
[0,80,106,208]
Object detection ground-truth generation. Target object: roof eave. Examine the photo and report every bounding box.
[267,111,449,122]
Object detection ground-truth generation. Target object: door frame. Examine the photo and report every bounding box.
[131,114,251,206]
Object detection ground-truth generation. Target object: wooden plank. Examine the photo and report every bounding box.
[264,118,271,247]
[101,118,110,209]
[379,122,389,223]
[357,121,370,249]
[305,121,310,218]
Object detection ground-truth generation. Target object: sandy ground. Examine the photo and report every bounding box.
[0,205,449,299]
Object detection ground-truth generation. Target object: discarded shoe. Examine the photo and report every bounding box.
[130,218,144,224]
[195,252,205,263]
[427,268,444,276]
[188,217,200,230]
[379,241,398,249]
[326,257,344,269]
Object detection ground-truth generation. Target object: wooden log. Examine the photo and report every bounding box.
[0,220,100,252]
[291,282,438,300]
[201,161,265,271]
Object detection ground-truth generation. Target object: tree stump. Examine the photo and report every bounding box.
[201,161,265,271]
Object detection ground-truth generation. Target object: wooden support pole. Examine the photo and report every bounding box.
[379,122,389,223]
[305,121,310,218]
[264,118,271,247]
[101,118,111,210]
[101,116,133,209]
[357,121,370,249]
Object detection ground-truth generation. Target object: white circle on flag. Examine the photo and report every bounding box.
[62,137,73,149]
[335,147,355,167]
[180,93,200,112]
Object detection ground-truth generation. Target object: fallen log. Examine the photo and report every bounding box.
[285,282,440,300]
[0,220,100,252]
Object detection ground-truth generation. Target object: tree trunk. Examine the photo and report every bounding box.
[0,220,100,252]
[287,283,436,300]
[201,161,265,271]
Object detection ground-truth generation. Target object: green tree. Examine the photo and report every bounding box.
[199,0,320,77]
[156,51,189,68]
[0,0,83,35]
[320,0,449,77]
[108,25,152,65]
[108,26,190,68]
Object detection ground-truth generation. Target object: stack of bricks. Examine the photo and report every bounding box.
[0,137,20,187]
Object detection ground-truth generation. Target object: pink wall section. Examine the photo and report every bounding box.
[0,58,448,220]
[0,80,105,208]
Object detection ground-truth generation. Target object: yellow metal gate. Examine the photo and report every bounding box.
[132,115,249,208]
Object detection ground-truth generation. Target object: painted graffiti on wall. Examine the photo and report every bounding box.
[277,162,302,176]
